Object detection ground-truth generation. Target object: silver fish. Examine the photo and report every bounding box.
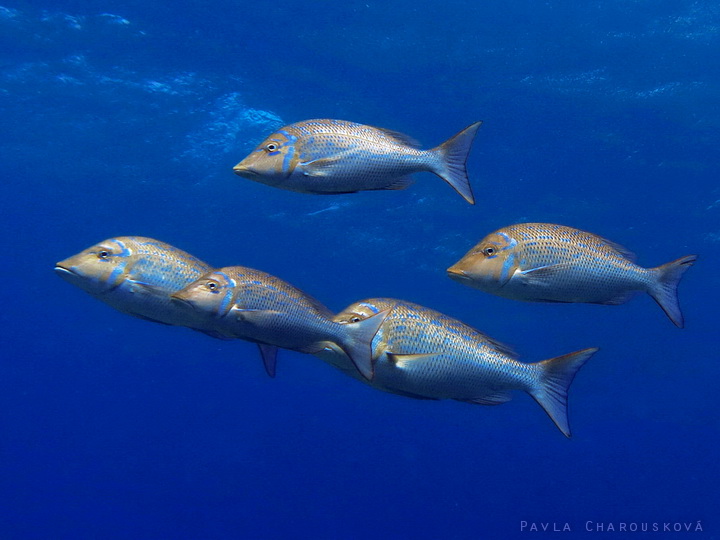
[447,223,697,327]
[331,298,597,438]
[171,266,388,379]
[55,236,221,333]
[233,119,482,204]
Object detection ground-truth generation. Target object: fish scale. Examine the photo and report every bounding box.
[344,299,535,399]
[172,266,388,380]
[55,236,215,330]
[233,118,482,203]
[448,223,697,327]
[331,298,596,438]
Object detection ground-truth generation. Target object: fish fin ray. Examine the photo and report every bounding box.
[126,279,166,296]
[594,235,637,262]
[338,309,390,381]
[387,352,439,368]
[648,254,697,328]
[590,291,637,306]
[386,389,439,400]
[231,308,283,324]
[131,313,173,325]
[517,263,574,285]
[464,391,513,406]
[193,328,234,340]
[431,121,482,204]
[257,344,278,378]
[300,152,355,177]
[375,127,421,148]
[528,347,598,438]
[381,176,414,190]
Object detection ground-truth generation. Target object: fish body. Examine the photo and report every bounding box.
[330,298,596,437]
[171,266,387,379]
[233,119,482,204]
[447,223,697,327]
[55,236,217,331]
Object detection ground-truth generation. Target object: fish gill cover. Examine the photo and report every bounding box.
[0,1,718,539]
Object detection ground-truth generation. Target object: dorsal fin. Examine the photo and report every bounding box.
[375,127,421,148]
[593,234,637,262]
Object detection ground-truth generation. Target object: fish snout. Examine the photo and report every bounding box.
[446,266,471,282]
[233,163,257,178]
[169,290,195,309]
[54,262,75,277]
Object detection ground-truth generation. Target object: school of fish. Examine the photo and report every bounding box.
[55,118,698,438]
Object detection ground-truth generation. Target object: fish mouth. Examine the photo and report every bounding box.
[233,164,258,178]
[169,293,196,310]
[54,263,75,276]
[446,267,471,282]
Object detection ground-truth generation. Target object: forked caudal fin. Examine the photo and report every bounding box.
[431,121,482,205]
[648,254,697,328]
[337,309,390,381]
[528,347,598,438]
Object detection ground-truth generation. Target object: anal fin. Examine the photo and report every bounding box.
[463,391,513,406]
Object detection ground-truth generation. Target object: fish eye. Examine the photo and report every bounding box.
[349,316,362,323]
[97,250,111,260]
[265,143,279,152]
[205,280,219,292]
[483,247,495,256]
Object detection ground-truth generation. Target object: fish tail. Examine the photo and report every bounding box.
[528,347,598,438]
[647,254,697,328]
[337,309,390,381]
[430,121,482,204]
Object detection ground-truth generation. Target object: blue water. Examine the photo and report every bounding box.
[1,1,718,538]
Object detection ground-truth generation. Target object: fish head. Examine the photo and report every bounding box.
[447,231,520,289]
[333,298,396,325]
[233,127,301,186]
[55,237,140,296]
[170,269,236,319]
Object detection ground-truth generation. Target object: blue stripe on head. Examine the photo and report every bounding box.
[281,144,295,172]
[499,252,515,283]
[214,271,236,316]
[358,302,380,314]
[218,289,234,317]
[497,232,518,251]
[111,239,131,258]
[104,239,131,288]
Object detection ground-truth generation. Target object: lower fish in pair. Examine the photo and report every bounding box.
[317,298,597,438]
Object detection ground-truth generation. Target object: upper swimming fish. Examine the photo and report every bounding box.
[171,266,388,379]
[330,298,596,438]
[447,223,697,327]
[233,119,482,204]
[55,236,219,332]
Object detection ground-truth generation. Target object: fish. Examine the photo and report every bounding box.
[447,223,697,328]
[233,119,482,204]
[170,266,388,379]
[329,298,596,438]
[55,236,219,331]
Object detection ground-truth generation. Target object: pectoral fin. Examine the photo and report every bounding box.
[387,352,439,368]
[257,344,279,378]
[126,279,166,296]
[300,154,350,177]
[517,263,574,285]
[231,307,283,325]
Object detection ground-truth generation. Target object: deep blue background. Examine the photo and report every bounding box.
[1,1,718,538]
